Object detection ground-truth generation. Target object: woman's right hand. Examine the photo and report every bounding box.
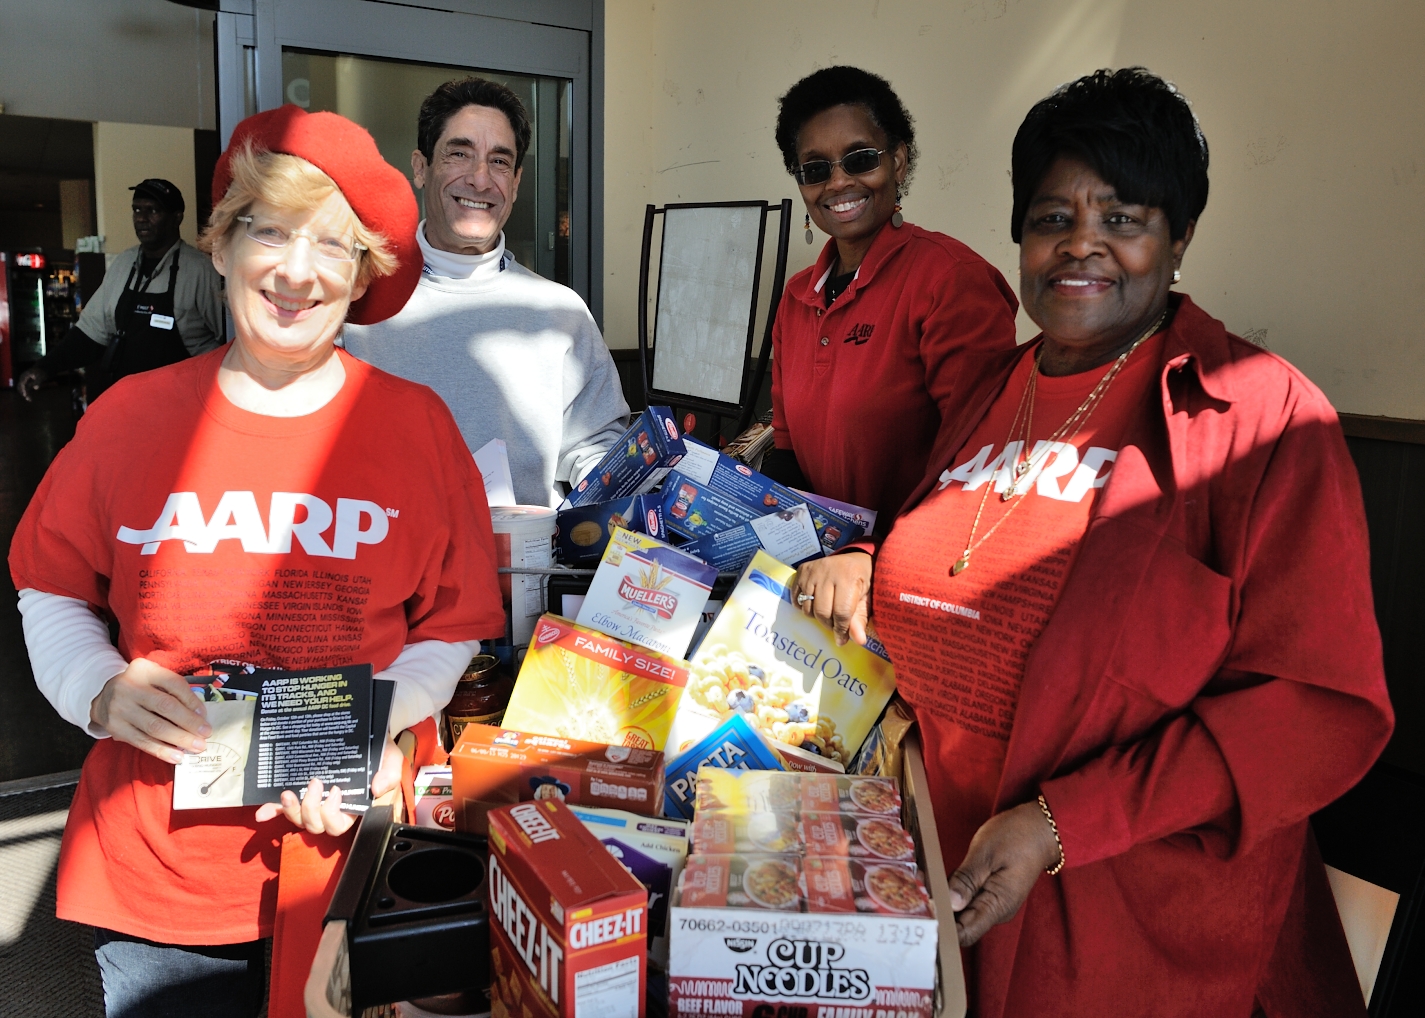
[791,551,873,646]
[90,658,211,764]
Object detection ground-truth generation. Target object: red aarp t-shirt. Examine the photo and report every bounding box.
[9,349,505,944]
[873,336,1164,870]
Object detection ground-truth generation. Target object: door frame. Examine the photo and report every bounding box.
[212,0,605,322]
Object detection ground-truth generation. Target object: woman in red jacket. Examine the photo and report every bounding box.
[762,66,1018,531]
[795,68,1392,1016]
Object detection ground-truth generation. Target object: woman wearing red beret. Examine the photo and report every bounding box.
[762,67,1019,532]
[795,69,1392,1016]
[10,107,505,1015]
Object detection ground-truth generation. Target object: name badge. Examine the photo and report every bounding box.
[150,314,175,330]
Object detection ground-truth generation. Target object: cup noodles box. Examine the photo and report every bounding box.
[450,725,664,834]
[693,771,903,818]
[663,715,787,820]
[487,800,648,1018]
[690,812,802,855]
[503,614,689,751]
[800,813,917,862]
[413,765,456,830]
[576,528,717,659]
[556,495,667,567]
[565,406,686,509]
[669,858,937,1018]
[674,438,866,553]
[667,552,897,767]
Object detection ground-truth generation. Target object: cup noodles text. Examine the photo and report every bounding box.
[488,800,648,1018]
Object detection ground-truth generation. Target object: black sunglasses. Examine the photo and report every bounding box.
[793,147,886,185]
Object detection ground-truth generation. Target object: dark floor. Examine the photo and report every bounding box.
[0,384,93,782]
[0,776,104,1016]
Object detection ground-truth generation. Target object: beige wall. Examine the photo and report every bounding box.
[93,121,199,262]
[603,0,1425,419]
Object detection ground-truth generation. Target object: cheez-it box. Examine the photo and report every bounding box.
[451,726,665,834]
[488,799,648,1018]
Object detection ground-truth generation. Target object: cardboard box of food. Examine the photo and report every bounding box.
[675,437,865,552]
[800,812,917,862]
[575,528,717,659]
[668,552,896,767]
[556,494,667,567]
[503,614,689,751]
[450,725,664,834]
[679,505,823,574]
[662,715,787,820]
[565,407,686,508]
[412,764,456,830]
[488,799,648,1018]
[802,857,933,916]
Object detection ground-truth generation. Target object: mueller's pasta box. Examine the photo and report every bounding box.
[662,716,787,820]
[670,858,938,1018]
[556,494,667,567]
[487,800,648,1018]
[802,857,933,916]
[575,528,717,659]
[565,406,686,508]
[450,725,664,834]
[503,614,689,750]
[667,552,897,766]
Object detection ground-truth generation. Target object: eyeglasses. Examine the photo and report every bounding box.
[793,148,886,185]
[236,215,366,264]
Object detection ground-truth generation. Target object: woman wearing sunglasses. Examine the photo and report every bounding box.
[762,66,1019,532]
[10,106,504,1015]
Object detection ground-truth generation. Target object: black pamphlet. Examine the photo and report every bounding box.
[173,664,393,813]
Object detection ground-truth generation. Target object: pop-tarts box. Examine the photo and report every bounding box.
[674,437,864,552]
[663,714,786,819]
[565,407,685,508]
[556,494,667,566]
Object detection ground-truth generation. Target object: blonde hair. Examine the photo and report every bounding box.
[198,141,398,288]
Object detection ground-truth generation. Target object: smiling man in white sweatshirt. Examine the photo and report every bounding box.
[343,77,629,508]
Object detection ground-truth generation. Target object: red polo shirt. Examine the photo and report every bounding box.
[770,222,1018,529]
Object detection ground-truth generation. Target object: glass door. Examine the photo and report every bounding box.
[215,0,594,301]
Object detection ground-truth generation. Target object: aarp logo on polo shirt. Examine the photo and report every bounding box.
[116,491,396,560]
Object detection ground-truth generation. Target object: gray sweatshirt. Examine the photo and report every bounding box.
[343,228,630,508]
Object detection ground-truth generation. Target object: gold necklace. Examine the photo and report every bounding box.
[950,311,1167,576]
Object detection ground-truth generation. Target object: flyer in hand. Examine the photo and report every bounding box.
[173,664,391,812]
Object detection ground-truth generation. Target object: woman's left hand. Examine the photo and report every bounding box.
[948,801,1062,946]
[255,737,405,835]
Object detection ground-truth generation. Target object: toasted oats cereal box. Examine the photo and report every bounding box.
[666,551,896,766]
[576,527,717,659]
[503,614,689,751]
[800,812,916,862]
[802,857,933,916]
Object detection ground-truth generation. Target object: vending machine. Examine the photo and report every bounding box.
[0,250,81,388]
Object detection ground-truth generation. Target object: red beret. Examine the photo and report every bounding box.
[212,105,420,326]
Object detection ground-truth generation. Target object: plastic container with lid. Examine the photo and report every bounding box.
[489,505,557,645]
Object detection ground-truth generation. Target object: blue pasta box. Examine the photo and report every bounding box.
[659,470,766,542]
[675,437,864,552]
[679,504,824,575]
[564,406,686,508]
[662,714,786,819]
[556,494,668,566]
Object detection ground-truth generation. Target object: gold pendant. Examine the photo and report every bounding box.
[952,556,970,575]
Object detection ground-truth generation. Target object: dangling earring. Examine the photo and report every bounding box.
[891,187,904,229]
[804,213,814,245]
[1172,269,1181,284]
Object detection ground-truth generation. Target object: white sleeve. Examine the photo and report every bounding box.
[17,588,128,738]
[380,639,480,737]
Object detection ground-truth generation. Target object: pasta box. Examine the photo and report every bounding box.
[662,715,786,819]
[487,799,648,1018]
[565,406,686,508]
[449,725,665,834]
[678,504,824,574]
[575,528,717,659]
[555,494,667,567]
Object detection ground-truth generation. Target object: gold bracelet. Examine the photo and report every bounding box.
[1037,794,1066,876]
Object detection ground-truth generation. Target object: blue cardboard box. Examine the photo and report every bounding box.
[565,406,686,508]
[662,714,785,819]
[555,494,667,566]
[675,437,864,552]
[659,470,767,541]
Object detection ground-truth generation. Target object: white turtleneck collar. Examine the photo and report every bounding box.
[417,221,509,284]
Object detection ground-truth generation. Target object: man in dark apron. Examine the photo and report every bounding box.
[17,179,225,407]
